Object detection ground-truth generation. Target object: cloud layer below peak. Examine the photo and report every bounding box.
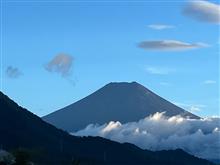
[72,112,220,160]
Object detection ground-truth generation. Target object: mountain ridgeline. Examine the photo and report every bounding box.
[43,82,199,132]
[0,91,214,165]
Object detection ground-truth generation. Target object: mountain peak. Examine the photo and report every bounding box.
[43,82,199,132]
[107,81,139,85]
[105,81,140,87]
[103,81,152,94]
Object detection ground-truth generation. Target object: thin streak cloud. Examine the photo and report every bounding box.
[173,102,206,114]
[147,24,175,30]
[203,80,217,84]
[145,66,175,75]
[138,40,208,51]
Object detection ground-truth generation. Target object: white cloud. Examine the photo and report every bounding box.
[183,0,220,24]
[72,112,220,160]
[45,53,73,77]
[203,80,217,84]
[147,24,175,30]
[138,40,208,51]
[145,66,175,75]
[6,66,22,79]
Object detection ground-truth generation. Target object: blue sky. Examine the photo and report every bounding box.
[1,0,219,117]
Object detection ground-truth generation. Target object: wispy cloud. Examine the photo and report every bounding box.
[173,102,206,113]
[189,106,201,113]
[138,40,208,51]
[183,0,220,24]
[159,82,171,86]
[145,66,175,75]
[203,80,217,84]
[147,24,175,30]
[45,53,73,77]
[6,66,22,79]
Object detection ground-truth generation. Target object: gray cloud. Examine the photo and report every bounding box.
[45,53,73,77]
[183,0,220,24]
[138,40,208,51]
[6,66,22,79]
[72,112,220,160]
[147,24,175,30]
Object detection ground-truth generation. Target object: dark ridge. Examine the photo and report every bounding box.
[0,91,213,165]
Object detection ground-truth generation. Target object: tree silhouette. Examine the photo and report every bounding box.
[12,149,31,165]
[71,158,80,165]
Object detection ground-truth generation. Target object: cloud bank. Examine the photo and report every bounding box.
[183,0,220,24]
[6,66,22,79]
[45,53,73,77]
[147,24,175,30]
[72,112,220,160]
[138,40,208,51]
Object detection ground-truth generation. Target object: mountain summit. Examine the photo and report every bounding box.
[43,82,199,132]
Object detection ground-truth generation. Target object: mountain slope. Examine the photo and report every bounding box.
[43,82,199,132]
[0,91,213,165]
